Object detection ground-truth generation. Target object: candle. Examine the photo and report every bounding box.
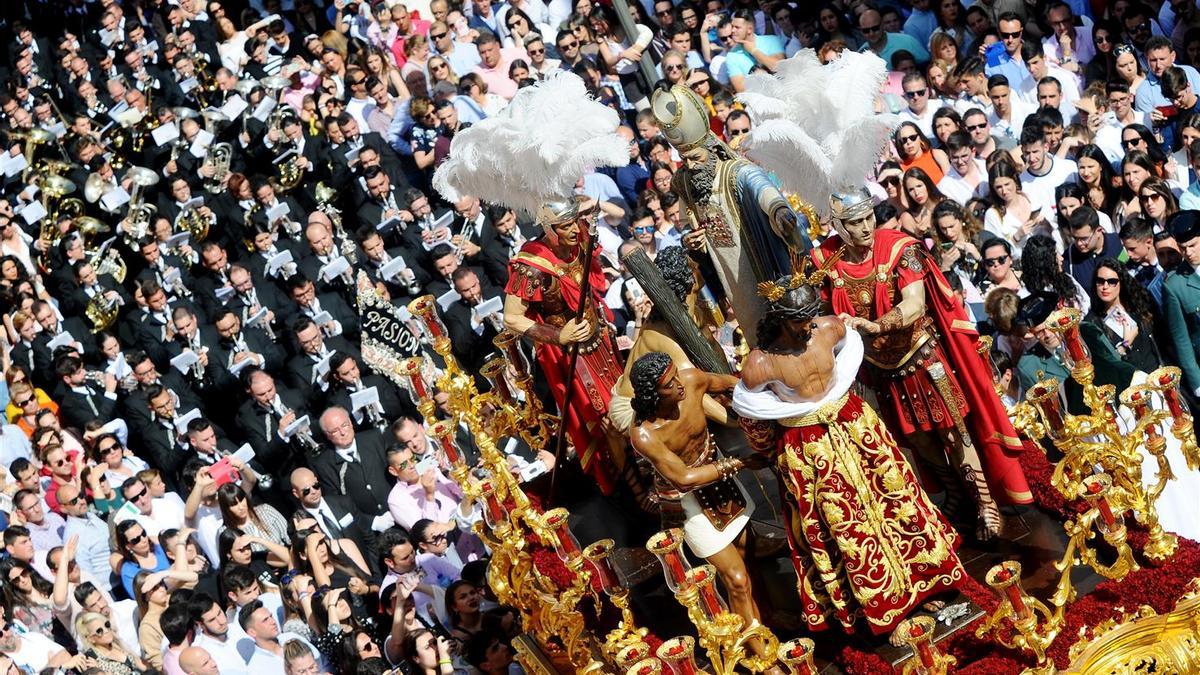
[479,480,506,528]
[1088,480,1117,528]
[544,510,580,558]
[1163,388,1186,420]
[1059,320,1088,364]
[779,639,816,675]
[583,539,618,592]
[401,359,428,400]
[915,641,936,669]
[430,422,462,465]
[657,638,698,675]
[697,581,723,619]
[1035,391,1065,430]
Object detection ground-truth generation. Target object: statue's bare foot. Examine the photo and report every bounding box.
[922,599,946,612]
[976,507,1002,541]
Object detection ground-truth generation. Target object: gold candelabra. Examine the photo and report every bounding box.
[894,616,956,675]
[645,529,782,674]
[403,295,652,673]
[977,307,1192,670]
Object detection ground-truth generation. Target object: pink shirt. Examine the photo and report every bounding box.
[387,470,464,530]
[390,19,434,67]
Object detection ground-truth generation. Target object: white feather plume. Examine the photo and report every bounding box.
[737,50,899,219]
[432,72,629,216]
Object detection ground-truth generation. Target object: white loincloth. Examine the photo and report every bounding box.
[680,474,754,559]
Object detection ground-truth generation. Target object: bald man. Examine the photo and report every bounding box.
[310,407,394,524]
[179,647,220,675]
[298,219,355,297]
[289,467,380,573]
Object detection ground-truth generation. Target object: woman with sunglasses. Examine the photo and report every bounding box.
[133,570,177,670]
[217,482,290,550]
[502,8,542,49]
[984,159,1043,259]
[1118,150,1162,221]
[893,121,949,183]
[426,55,459,90]
[1085,20,1122,84]
[91,433,147,490]
[292,519,374,600]
[1136,177,1178,232]
[0,559,53,636]
[218,527,292,583]
[75,611,149,675]
[1086,258,1162,373]
[115,520,168,599]
[875,161,908,214]
[4,372,52,427]
[310,586,378,663]
[1112,43,1146,100]
[660,49,690,86]
[1075,143,1120,216]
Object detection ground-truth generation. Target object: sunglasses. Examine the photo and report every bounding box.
[999,30,1022,39]
[984,255,1010,267]
[965,122,987,131]
[425,533,448,544]
[633,226,655,234]
[1095,34,1112,45]
[528,47,544,55]
[1140,192,1164,202]
[665,64,683,71]
[1095,276,1120,286]
[62,494,83,506]
[1131,21,1151,33]
[718,33,735,42]
[899,134,920,143]
[860,24,881,34]
[1122,137,1145,147]
[880,176,900,186]
[92,621,112,637]
[301,483,321,496]
[728,128,749,136]
[101,443,121,453]
[429,32,447,40]
[127,487,147,502]
[127,531,146,546]
[14,397,33,407]
[656,8,673,15]
[8,569,28,583]
[903,88,927,99]
[506,22,521,29]
[559,41,579,50]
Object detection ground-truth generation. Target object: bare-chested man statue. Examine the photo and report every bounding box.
[733,279,965,636]
[628,353,767,641]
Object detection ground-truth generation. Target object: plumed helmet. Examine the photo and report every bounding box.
[829,186,874,224]
[651,83,712,152]
[536,194,593,228]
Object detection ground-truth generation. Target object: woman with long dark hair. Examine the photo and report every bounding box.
[1020,234,1090,314]
[1085,20,1122,83]
[813,2,858,49]
[0,558,54,635]
[1086,258,1161,373]
[899,167,945,238]
[217,482,290,549]
[1075,144,1119,216]
[1136,176,1178,232]
[1118,150,1163,221]
[984,159,1042,258]
[893,121,949,182]
[931,107,962,148]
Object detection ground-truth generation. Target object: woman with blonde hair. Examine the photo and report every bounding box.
[401,35,432,97]
[76,611,149,674]
[930,33,960,72]
[320,30,349,58]
[427,55,459,87]
[5,365,53,424]
[660,49,690,86]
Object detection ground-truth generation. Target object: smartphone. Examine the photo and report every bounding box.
[626,278,645,302]
[1157,104,1179,119]
[415,454,438,476]
[940,242,954,251]
[454,16,468,38]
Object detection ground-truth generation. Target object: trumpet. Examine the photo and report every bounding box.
[272,398,320,455]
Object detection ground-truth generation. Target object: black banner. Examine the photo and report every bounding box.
[355,271,423,387]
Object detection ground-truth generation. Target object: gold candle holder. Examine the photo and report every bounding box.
[542,507,583,564]
[407,294,451,354]
[777,638,817,675]
[1047,307,1091,375]
[895,616,955,675]
[627,658,663,675]
[672,563,780,674]
[657,637,700,675]
[646,529,692,592]
[977,561,1058,665]
[616,642,654,671]
[1149,366,1200,470]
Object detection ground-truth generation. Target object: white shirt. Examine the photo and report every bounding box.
[937,159,989,205]
[5,631,63,672]
[1020,155,1079,216]
[898,101,943,139]
[193,631,251,675]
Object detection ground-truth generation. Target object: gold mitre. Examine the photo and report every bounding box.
[651,84,712,152]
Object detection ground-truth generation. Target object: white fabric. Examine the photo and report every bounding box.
[732,329,863,420]
[679,476,753,558]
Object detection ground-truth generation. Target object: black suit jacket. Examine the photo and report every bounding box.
[293,293,360,343]
[326,373,415,431]
[310,429,392,517]
[11,335,53,389]
[300,494,380,576]
[285,336,362,405]
[440,294,503,374]
[234,386,310,468]
[55,381,118,429]
[120,371,204,438]
[217,325,287,377]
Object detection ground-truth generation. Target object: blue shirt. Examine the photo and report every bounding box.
[725,34,785,78]
[859,32,930,67]
[1136,64,1200,150]
[903,8,937,49]
[120,544,169,599]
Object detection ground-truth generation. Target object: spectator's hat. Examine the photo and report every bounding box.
[1016,290,1059,329]
[1168,210,1200,244]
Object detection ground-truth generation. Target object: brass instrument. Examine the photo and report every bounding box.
[315,182,357,263]
[84,172,114,206]
[85,291,120,334]
[9,128,54,179]
[87,238,127,285]
[76,216,112,252]
[176,202,211,243]
[123,166,160,242]
[261,76,303,193]
[130,87,160,154]
[200,110,231,194]
[37,175,84,244]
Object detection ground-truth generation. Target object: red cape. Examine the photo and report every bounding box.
[814,229,1032,505]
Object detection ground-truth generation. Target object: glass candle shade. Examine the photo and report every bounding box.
[627,658,662,675]
[986,561,1033,622]
[541,508,581,561]
[656,637,699,675]
[1049,308,1090,369]
[1028,379,1066,440]
[646,529,692,592]
[399,357,429,401]
[1082,473,1123,535]
[684,565,727,622]
[407,295,449,342]
[493,330,531,379]
[1120,386,1161,440]
[778,638,818,675]
[1150,367,1189,422]
[427,419,462,466]
[894,615,941,673]
[582,538,620,594]
[479,358,516,405]
[476,477,508,530]
[616,643,652,671]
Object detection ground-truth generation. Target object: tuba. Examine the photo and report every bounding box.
[123,166,160,243]
[176,203,210,243]
[37,175,84,242]
[262,76,303,193]
[9,128,54,180]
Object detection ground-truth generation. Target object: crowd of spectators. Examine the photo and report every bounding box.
[5,0,1200,673]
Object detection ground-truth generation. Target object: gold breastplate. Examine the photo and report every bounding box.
[841,266,931,371]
